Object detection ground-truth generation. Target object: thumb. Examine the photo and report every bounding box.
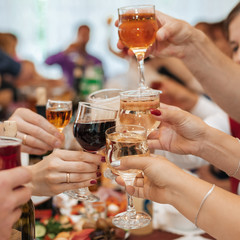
[118,156,149,172]
[150,106,188,126]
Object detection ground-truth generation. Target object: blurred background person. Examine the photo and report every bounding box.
[45,24,105,103]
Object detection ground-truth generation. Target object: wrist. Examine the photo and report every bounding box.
[25,165,37,196]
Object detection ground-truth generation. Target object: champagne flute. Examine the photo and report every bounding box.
[46,99,72,133]
[105,125,151,229]
[118,5,158,90]
[66,102,118,202]
[119,89,161,135]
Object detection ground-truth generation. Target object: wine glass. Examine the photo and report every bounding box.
[119,89,161,135]
[46,99,72,133]
[105,125,151,229]
[118,5,158,90]
[66,102,118,202]
[88,88,122,179]
[88,88,122,111]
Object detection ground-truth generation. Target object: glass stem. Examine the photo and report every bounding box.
[135,52,147,90]
[124,176,137,216]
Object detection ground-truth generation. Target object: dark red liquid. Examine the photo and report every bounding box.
[0,140,21,170]
[73,120,116,152]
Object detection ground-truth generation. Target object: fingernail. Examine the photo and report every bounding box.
[54,140,62,148]
[96,172,101,177]
[90,179,97,184]
[97,165,100,170]
[150,109,161,116]
[101,156,106,162]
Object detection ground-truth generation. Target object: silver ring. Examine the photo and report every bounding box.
[66,173,70,184]
[22,134,27,145]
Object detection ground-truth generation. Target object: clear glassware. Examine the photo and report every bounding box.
[88,88,122,110]
[118,5,158,90]
[119,89,161,135]
[105,125,151,229]
[46,99,72,133]
[88,88,122,179]
[66,102,118,202]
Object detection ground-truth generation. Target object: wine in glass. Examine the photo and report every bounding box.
[118,5,158,89]
[88,88,122,179]
[119,89,161,135]
[66,102,118,202]
[46,99,72,133]
[105,125,151,229]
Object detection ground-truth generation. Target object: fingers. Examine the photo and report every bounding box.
[150,107,188,126]
[2,167,32,189]
[53,149,102,165]
[17,131,52,152]
[20,144,48,155]
[118,156,149,172]
[54,180,98,194]
[11,108,63,149]
[12,186,32,208]
[52,172,101,184]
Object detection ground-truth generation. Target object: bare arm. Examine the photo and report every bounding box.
[116,155,240,239]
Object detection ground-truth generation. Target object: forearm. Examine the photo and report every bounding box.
[169,171,240,239]
[197,127,240,178]
[183,30,240,121]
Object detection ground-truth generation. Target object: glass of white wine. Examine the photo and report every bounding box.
[118,5,158,90]
[105,124,151,229]
[119,89,161,135]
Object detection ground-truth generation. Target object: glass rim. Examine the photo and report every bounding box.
[0,136,22,146]
[47,99,72,104]
[88,88,123,101]
[105,124,147,136]
[78,102,118,113]
[120,89,162,98]
[118,4,155,11]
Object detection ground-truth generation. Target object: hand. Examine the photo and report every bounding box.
[27,149,102,196]
[151,77,199,111]
[116,11,199,59]
[9,108,64,155]
[148,104,208,156]
[0,167,32,240]
[115,154,183,204]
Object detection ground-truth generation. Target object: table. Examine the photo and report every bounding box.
[129,230,215,240]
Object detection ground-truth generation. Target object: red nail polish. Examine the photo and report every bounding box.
[150,109,161,116]
[90,180,97,184]
[101,156,106,162]
[96,172,101,177]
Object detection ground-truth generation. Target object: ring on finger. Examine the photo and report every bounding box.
[66,173,70,184]
[22,134,28,145]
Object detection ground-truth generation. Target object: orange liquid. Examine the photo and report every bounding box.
[46,108,72,132]
[118,13,158,50]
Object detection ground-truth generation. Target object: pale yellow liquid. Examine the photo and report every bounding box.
[106,132,149,176]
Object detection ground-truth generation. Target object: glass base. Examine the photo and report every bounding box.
[112,211,151,230]
[64,190,100,202]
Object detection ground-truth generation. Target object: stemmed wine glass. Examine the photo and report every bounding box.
[66,102,118,202]
[88,88,122,111]
[88,88,122,180]
[118,5,158,90]
[46,99,72,133]
[119,89,161,135]
[105,125,151,229]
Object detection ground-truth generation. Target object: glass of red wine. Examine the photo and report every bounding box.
[65,102,118,202]
[0,136,22,170]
